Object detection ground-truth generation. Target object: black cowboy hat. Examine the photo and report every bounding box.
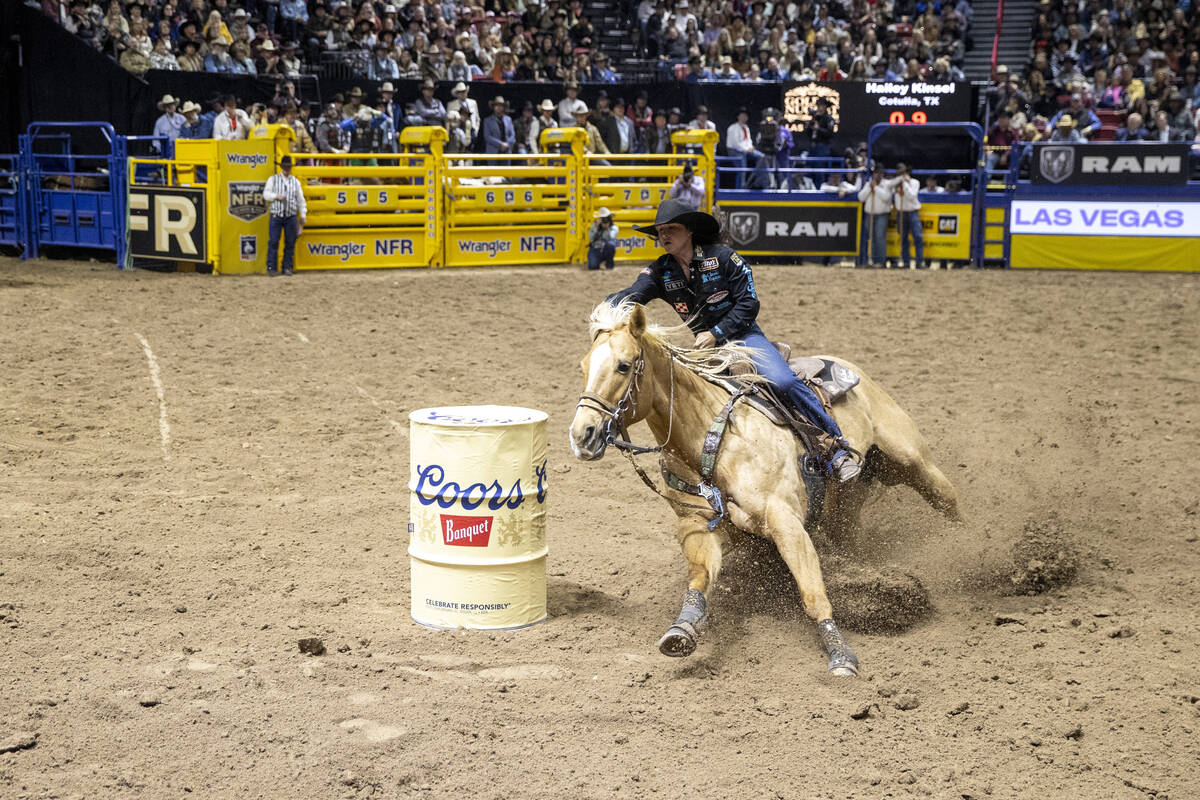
[633,198,718,239]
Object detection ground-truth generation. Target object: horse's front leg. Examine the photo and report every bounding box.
[657,513,723,657]
[765,500,860,677]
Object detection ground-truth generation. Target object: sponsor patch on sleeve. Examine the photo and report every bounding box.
[731,253,745,267]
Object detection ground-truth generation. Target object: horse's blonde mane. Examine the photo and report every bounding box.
[589,301,768,383]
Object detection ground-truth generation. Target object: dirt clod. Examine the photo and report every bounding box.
[0,732,37,753]
[298,638,326,656]
[1007,516,1080,595]
[823,559,933,634]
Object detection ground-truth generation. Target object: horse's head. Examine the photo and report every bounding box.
[570,302,649,461]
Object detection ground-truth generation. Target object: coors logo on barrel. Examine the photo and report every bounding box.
[441,515,492,547]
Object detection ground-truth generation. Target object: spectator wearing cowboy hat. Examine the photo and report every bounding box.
[212,94,251,140]
[262,154,307,276]
[316,103,348,153]
[687,104,716,133]
[1047,114,1083,143]
[587,208,619,271]
[557,81,582,127]
[513,101,537,155]
[344,86,366,120]
[643,108,672,155]
[196,93,222,138]
[446,82,481,139]
[725,107,761,189]
[610,97,636,154]
[713,54,741,81]
[177,40,203,71]
[482,96,516,154]
[589,52,616,83]
[377,82,399,131]
[152,94,185,146]
[413,78,447,125]
[283,103,316,153]
[530,99,559,152]
[279,41,302,79]
[574,101,610,161]
[368,41,399,80]
[178,101,208,139]
[1048,94,1100,139]
[204,36,235,73]
[256,39,281,75]
[421,43,446,81]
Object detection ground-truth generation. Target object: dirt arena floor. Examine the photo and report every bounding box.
[1,255,1198,799]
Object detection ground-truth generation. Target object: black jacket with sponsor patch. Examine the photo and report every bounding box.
[606,243,761,344]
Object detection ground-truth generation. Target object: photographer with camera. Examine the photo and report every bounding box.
[587,207,619,271]
[750,107,794,190]
[669,162,706,207]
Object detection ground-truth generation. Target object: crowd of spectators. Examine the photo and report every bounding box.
[55,0,974,87]
[983,0,1200,175]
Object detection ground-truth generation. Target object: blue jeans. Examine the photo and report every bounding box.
[733,149,763,189]
[807,142,831,187]
[587,243,615,270]
[741,331,846,453]
[267,214,298,273]
[863,211,889,266]
[898,210,924,267]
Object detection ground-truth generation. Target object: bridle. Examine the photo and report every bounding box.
[575,347,675,456]
[574,338,734,527]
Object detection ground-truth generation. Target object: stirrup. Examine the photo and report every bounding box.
[832,451,861,483]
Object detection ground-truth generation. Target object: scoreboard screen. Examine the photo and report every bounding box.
[782,81,974,146]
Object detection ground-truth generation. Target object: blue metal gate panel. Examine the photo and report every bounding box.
[18,122,171,266]
[0,154,25,252]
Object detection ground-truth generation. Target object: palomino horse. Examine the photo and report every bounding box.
[569,302,963,676]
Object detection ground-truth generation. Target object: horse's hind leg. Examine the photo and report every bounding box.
[658,514,723,658]
[765,500,859,676]
[870,416,965,522]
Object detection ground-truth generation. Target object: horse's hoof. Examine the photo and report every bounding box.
[827,656,860,677]
[657,627,697,657]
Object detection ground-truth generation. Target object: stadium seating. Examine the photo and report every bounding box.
[48,0,975,90]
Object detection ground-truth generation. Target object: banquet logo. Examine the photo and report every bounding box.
[441,515,492,547]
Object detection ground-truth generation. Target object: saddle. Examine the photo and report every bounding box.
[709,341,861,430]
[681,342,863,528]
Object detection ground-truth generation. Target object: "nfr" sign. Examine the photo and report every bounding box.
[128,186,207,262]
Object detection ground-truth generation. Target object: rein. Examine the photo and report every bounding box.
[575,347,750,530]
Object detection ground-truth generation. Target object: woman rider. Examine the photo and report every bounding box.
[606,198,861,482]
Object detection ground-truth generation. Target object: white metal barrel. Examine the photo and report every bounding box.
[408,406,548,630]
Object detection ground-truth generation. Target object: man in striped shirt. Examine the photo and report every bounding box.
[262,155,307,276]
